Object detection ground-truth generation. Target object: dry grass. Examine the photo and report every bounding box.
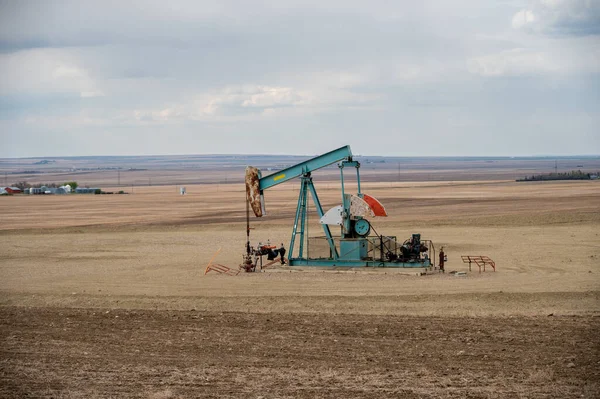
[1,180,599,231]
[0,180,599,316]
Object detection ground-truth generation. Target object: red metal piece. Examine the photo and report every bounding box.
[461,255,496,273]
[362,193,387,217]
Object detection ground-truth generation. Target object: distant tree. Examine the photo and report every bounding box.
[12,181,31,190]
[94,188,102,194]
[64,181,78,190]
[518,170,592,182]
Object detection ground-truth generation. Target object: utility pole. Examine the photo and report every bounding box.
[118,169,120,186]
[555,160,558,174]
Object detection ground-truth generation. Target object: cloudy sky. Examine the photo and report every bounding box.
[1,0,599,157]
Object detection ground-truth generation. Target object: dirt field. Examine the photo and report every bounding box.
[1,179,599,397]
[2,308,598,398]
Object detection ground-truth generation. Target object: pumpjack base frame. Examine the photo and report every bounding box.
[288,258,432,268]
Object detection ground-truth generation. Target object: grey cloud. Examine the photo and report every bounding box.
[512,0,600,36]
[0,0,598,157]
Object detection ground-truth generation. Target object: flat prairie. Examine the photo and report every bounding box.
[1,179,599,398]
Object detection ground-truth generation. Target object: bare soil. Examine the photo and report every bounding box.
[1,307,598,398]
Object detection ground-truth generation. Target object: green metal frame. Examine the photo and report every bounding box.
[288,258,431,268]
[287,158,361,263]
[259,146,352,191]
[254,145,432,269]
[289,174,338,261]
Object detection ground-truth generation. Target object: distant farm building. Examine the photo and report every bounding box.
[23,184,73,195]
[1,187,23,194]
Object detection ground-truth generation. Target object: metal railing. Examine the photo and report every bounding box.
[306,235,434,265]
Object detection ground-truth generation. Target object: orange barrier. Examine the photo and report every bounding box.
[461,255,496,273]
[205,263,240,276]
[205,248,240,276]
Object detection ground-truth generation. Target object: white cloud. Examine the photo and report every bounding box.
[127,80,385,125]
[133,106,189,123]
[0,48,104,98]
[240,86,305,108]
[202,85,311,114]
[467,33,600,78]
[512,9,537,30]
[129,85,310,123]
[467,48,551,77]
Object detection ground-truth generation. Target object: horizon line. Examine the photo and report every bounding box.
[2,153,600,160]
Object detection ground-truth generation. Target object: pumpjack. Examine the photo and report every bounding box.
[244,145,435,269]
